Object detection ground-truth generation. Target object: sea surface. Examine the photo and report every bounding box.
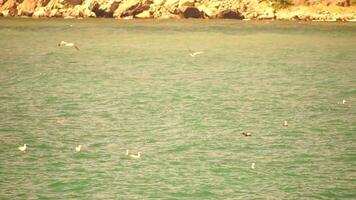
[0,18,355,199]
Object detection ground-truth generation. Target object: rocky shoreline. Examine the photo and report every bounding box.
[0,0,356,21]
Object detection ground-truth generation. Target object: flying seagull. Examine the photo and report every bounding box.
[58,41,79,50]
[187,47,204,57]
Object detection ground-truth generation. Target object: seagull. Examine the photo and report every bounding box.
[338,99,346,104]
[242,132,252,137]
[130,152,141,159]
[126,149,129,156]
[58,41,79,50]
[283,120,288,127]
[251,162,255,169]
[75,145,82,152]
[18,144,27,152]
[187,47,204,57]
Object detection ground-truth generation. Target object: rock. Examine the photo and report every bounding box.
[91,0,120,17]
[179,5,201,18]
[92,1,120,17]
[64,0,82,6]
[69,4,83,17]
[1,10,9,16]
[178,0,194,8]
[40,0,51,7]
[17,0,37,16]
[135,9,151,18]
[122,15,133,19]
[217,9,244,19]
[154,0,165,6]
[82,8,96,17]
[257,7,275,20]
[114,0,140,17]
[49,8,59,17]
[32,6,48,17]
[164,0,179,14]
[7,7,17,16]
[295,0,350,7]
[114,0,150,18]
[1,0,16,12]
[197,4,218,18]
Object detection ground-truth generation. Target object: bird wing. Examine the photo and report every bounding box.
[192,51,204,56]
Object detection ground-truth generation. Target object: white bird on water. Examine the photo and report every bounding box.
[75,145,82,152]
[251,162,255,169]
[58,41,79,50]
[187,47,204,57]
[242,132,252,137]
[283,120,288,127]
[338,99,346,104]
[126,149,129,156]
[130,152,141,159]
[18,144,27,152]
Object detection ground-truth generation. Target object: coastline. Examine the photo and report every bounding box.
[1,0,356,21]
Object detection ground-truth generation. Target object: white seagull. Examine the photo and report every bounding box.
[187,47,204,57]
[126,149,129,156]
[130,152,141,159]
[75,145,82,152]
[58,41,79,50]
[342,99,346,104]
[251,162,255,169]
[18,144,27,152]
[242,132,252,137]
[283,120,288,127]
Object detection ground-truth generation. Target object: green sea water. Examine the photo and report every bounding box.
[0,18,355,199]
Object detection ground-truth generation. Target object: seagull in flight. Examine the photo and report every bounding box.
[58,41,79,50]
[187,47,204,57]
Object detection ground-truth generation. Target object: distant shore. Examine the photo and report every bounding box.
[1,0,356,21]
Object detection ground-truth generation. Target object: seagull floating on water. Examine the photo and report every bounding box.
[58,41,79,50]
[126,149,129,156]
[130,152,141,159]
[75,145,82,152]
[283,120,288,127]
[18,144,27,152]
[242,132,252,137]
[342,99,346,104]
[251,162,255,169]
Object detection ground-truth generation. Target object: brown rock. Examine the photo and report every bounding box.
[40,0,51,7]
[217,9,244,19]
[1,0,16,11]
[92,1,120,17]
[8,7,17,16]
[179,6,201,18]
[114,0,150,18]
[17,0,37,16]
[64,0,82,6]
